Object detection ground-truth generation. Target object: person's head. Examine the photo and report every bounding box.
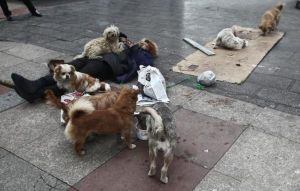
[139,38,158,57]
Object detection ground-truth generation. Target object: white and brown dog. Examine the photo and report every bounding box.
[213,26,248,50]
[53,64,111,93]
[74,25,124,59]
[139,103,176,184]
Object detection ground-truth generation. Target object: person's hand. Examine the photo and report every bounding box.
[139,41,149,51]
[120,37,134,48]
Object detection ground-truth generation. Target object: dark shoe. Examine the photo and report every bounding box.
[47,59,65,73]
[11,73,39,103]
[31,10,42,17]
[11,73,47,94]
[6,16,14,21]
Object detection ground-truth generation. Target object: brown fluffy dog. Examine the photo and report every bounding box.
[45,89,119,124]
[259,2,284,35]
[65,88,140,155]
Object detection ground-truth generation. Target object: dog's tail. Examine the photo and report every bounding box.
[141,107,164,133]
[0,79,14,88]
[276,2,284,10]
[68,98,95,122]
[44,89,69,113]
[73,54,84,60]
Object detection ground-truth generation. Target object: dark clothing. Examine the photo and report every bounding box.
[0,0,36,16]
[115,45,154,83]
[66,44,153,83]
[11,42,154,102]
[67,58,114,81]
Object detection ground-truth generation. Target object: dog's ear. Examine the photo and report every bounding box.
[54,65,61,73]
[70,65,76,73]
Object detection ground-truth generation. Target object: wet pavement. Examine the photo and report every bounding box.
[1,0,300,190]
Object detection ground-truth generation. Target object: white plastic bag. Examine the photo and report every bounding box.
[137,65,169,102]
[197,71,216,86]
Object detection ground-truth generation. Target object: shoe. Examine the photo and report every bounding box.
[6,16,14,21]
[32,10,42,17]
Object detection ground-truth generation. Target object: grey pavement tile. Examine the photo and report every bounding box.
[0,148,9,159]
[203,88,277,109]
[31,51,67,64]
[252,108,300,143]
[0,61,49,84]
[15,128,126,185]
[273,67,300,81]
[207,81,262,96]
[0,103,60,151]
[0,52,27,68]
[247,73,293,90]
[256,87,300,107]
[3,43,57,60]
[275,104,300,116]
[174,109,246,169]
[213,128,300,191]
[0,91,24,112]
[0,41,19,51]
[290,80,300,94]
[253,63,281,75]
[44,40,82,54]
[168,85,263,126]
[193,170,241,191]
[0,153,70,191]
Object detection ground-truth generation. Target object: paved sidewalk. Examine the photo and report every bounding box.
[0,0,300,115]
[0,0,300,190]
[0,41,299,190]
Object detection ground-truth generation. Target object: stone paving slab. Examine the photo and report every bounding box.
[0,91,24,112]
[175,109,246,169]
[0,103,59,151]
[0,41,19,51]
[168,85,263,125]
[0,52,27,68]
[15,127,126,185]
[193,170,241,191]
[3,43,57,60]
[0,61,49,84]
[209,128,300,191]
[0,85,11,95]
[252,108,300,143]
[73,141,209,191]
[0,148,9,159]
[0,152,70,191]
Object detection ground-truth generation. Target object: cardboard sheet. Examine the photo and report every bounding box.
[173,26,284,84]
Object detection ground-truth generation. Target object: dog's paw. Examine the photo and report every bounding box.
[160,176,168,184]
[148,168,156,176]
[129,144,136,149]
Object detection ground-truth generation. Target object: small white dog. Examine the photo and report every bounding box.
[213,26,248,50]
[53,64,111,93]
[74,25,124,59]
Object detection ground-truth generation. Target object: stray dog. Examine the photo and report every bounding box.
[53,64,111,93]
[139,103,176,184]
[259,2,284,35]
[213,26,248,49]
[65,88,140,155]
[45,89,119,124]
[74,25,124,59]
